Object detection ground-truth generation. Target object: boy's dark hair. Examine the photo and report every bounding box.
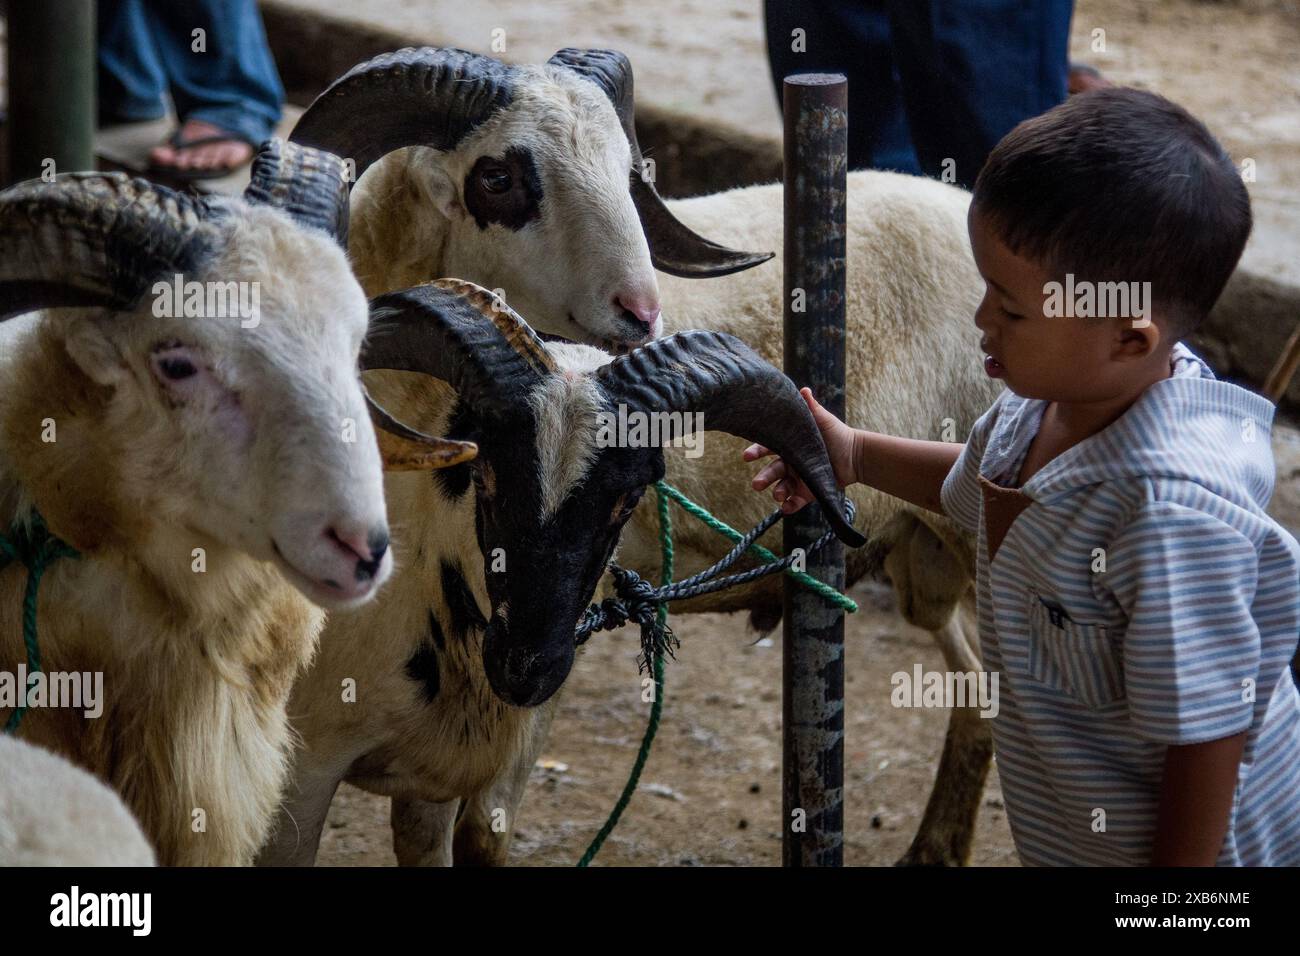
[972,87,1251,338]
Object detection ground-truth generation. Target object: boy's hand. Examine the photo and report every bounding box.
[743,387,859,514]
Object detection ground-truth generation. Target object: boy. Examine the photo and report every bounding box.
[746,88,1300,866]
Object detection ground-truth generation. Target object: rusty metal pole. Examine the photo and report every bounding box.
[782,72,848,868]
[7,1,97,185]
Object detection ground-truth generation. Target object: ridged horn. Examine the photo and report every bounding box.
[290,47,516,185]
[362,279,557,421]
[596,330,865,547]
[547,48,774,279]
[243,138,351,245]
[244,137,467,464]
[0,173,220,322]
[367,395,479,471]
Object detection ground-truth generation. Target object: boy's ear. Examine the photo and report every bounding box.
[1116,313,1162,360]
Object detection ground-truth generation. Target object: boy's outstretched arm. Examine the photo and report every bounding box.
[744,387,963,515]
[1149,732,1247,866]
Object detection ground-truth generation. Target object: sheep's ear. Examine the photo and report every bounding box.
[63,318,130,387]
[420,164,466,222]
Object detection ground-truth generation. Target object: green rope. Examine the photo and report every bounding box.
[577,482,673,866]
[1,513,79,735]
[578,479,857,864]
[654,482,857,613]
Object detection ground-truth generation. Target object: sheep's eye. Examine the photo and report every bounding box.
[614,491,643,523]
[158,357,198,380]
[480,166,512,194]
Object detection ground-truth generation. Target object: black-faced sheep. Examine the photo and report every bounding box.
[256,279,861,865]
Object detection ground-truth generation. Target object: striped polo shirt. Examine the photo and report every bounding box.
[940,341,1300,866]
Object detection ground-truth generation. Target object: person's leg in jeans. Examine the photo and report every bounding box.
[146,0,283,144]
[764,0,919,173]
[145,0,284,174]
[97,0,168,123]
[887,0,1072,187]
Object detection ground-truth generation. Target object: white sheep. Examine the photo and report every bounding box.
[256,279,860,865]
[0,141,464,865]
[0,735,154,866]
[285,47,995,865]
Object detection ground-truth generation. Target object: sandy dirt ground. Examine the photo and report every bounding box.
[318,578,1019,867]
[262,0,1300,866]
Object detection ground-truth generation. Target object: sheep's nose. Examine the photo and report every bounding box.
[614,292,662,330]
[327,525,390,581]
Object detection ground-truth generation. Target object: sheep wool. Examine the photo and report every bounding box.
[0,734,155,866]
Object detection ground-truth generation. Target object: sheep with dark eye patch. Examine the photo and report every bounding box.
[256,279,861,866]
[291,47,768,356]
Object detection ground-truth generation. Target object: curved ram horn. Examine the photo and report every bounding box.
[366,395,479,471]
[362,279,556,422]
[244,136,469,464]
[0,173,220,322]
[243,135,456,458]
[547,48,774,279]
[290,47,516,186]
[243,138,351,245]
[596,330,866,548]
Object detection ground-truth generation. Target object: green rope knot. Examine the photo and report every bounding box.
[1,512,80,735]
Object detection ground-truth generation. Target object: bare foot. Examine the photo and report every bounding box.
[149,119,254,174]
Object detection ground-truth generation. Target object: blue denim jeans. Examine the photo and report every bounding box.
[765,0,1073,186]
[98,0,283,145]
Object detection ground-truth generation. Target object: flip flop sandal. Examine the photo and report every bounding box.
[148,127,259,182]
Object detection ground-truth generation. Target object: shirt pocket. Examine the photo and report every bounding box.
[1026,592,1125,709]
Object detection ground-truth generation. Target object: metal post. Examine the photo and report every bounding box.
[7,1,97,186]
[782,73,848,868]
